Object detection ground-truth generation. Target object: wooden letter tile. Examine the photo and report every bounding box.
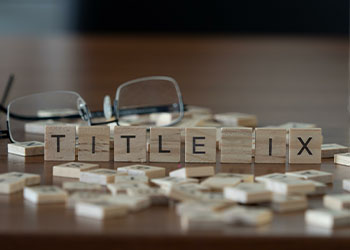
[62,182,104,193]
[75,200,128,220]
[53,162,99,178]
[255,173,288,183]
[44,125,76,161]
[264,177,315,195]
[324,194,350,211]
[278,122,316,129]
[222,206,273,226]
[176,200,234,216]
[1,172,40,186]
[286,169,333,184]
[107,195,151,212]
[0,175,25,194]
[114,127,147,162]
[185,127,216,163]
[214,112,257,127]
[200,174,241,191]
[151,176,199,188]
[67,191,109,208]
[215,173,254,183]
[80,168,117,185]
[180,212,225,231]
[223,183,272,204]
[307,180,327,196]
[254,128,287,163]
[167,183,208,201]
[24,186,67,204]
[271,194,307,213]
[114,175,149,184]
[150,127,181,162]
[8,141,44,157]
[25,120,65,135]
[305,209,350,228]
[288,128,322,164]
[169,166,215,178]
[128,187,168,206]
[107,182,150,196]
[78,126,110,161]
[221,127,252,163]
[334,153,350,166]
[322,144,348,158]
[117,165,165,179]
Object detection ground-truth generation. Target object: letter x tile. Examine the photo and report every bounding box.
[289,128,322,164]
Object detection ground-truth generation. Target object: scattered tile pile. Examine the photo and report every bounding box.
[1,163,350,230]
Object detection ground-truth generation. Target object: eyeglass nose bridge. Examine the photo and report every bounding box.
[103,95,118,120]
[77,97,90,123]
[103,95,113,119]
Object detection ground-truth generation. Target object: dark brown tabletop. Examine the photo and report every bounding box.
[0,35,349,250]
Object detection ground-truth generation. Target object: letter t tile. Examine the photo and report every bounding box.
[44,125,76,161]
[114,127,147,162]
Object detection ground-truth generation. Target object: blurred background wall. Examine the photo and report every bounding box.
[0,0,348,36]
[0,0,348,141]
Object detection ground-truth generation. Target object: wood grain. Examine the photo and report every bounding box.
[114,127,147,162]
[78,126,110,161]
[289,128,322,164]
[149,127,181,162]
[0,35,348,249]
[255,128,287,163]
[7,141,44,156]
[185,127,216,163]
[44,125,76,161]
[220,127,253,163]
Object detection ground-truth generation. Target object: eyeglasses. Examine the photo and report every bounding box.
[0,75,185,143]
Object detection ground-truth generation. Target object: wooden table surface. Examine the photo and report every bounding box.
[0,35,349,249]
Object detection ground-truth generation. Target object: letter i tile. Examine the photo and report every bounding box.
[78,126,110,161]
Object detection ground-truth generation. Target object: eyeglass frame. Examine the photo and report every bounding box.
[0,75,186,143]
[113,76,184,127]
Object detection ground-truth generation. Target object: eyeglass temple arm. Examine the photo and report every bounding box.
[1,102,187,123]
[0,104,187,122]
[88,104,187,119]
[1,74,14,106]
[0,74,14,139]
[117,104,187,117]
[0,74,15,114]
[89,104,187,126]
[0,106,82,121]
[0,130,9,139]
